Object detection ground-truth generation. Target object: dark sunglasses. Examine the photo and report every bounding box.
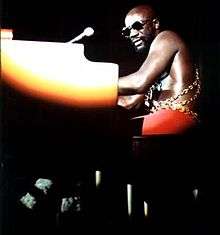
[121,20,148,37]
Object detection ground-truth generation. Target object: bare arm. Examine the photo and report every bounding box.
[118,31,180,95]
[117,94,144,110]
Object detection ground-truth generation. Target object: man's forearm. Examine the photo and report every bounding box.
[118,72,140,95]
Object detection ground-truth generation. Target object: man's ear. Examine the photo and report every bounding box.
[153,18,160,29]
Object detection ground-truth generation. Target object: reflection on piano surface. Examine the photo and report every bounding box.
[1,39,119,108]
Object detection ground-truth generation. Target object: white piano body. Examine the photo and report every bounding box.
[1,37,128,165]
[1,36,131,171]
[1,37,133,229]
[1,39,119,108]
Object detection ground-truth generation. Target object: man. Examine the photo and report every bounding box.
[118,4,201,135]
[116,4,202,233]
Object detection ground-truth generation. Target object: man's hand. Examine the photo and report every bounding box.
[117,94,144,110]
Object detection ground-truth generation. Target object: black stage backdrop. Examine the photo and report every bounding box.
[1,0,220,125]
[1,0,220,234]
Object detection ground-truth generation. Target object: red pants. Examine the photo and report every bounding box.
[133,109,197,135]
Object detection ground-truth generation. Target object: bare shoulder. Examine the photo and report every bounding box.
[153,30,186,48]
[156,30,184,41]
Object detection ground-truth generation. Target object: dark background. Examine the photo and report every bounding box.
[1,0,220,234]
[1,0,220,162]
[1,0,220,119]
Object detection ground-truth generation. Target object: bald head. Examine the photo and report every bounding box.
[123,4,160,53]
[126,5,158,19]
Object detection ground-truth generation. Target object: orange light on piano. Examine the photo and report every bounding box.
[1,40,118,108]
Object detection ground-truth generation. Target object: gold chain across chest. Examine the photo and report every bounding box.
[144,68,201,119]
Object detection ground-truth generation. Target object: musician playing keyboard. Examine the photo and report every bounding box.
[118,4,201,135]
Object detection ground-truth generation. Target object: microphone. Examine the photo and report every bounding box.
[67,27,94,43]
